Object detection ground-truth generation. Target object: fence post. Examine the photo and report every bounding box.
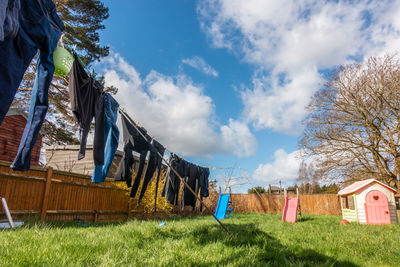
[41,167,53,220]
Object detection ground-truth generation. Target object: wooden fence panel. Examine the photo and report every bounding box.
[230,193,341,215]
[1,161,343,222]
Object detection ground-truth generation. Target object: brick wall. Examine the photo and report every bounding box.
[0,115,42,165]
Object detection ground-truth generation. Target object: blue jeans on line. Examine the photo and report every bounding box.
[0,0,19,41]
[92,93,120,183]
[0,0,65,171]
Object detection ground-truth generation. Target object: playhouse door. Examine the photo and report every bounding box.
[364,190,391,225]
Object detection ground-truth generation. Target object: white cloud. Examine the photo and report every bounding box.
[241,68,321,134]
[182,56,219,77]
[101,53,257,157]
[253,149,302,184]
[220,119,257,157]
[198,0,400,133]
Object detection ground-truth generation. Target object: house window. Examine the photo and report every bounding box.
[341,195,355,210]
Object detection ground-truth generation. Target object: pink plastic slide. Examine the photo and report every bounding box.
[281,196,299,223]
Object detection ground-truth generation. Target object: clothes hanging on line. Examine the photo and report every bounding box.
[0,0,65,171]
[199,167,210,198]
[180,165,210,211]
[115,110,211,210]
[68,54,105,164]
[153,140,166,212]
[162,154,184,205]
[114,112,152,197]
[181,163,200,210]
[160,153,210,210]
[198,167,210,212]
[136,139,165,206]
[92,93,120,183]
[0,0,19,41]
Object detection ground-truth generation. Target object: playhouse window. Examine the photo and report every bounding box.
[347,195,355,209]
[341,196,355,210]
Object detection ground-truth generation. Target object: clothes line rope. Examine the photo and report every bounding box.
[118,108,235,239]
[63,50,234,238]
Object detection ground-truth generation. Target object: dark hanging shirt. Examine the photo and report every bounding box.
[114,112,152,198]
[68,55,104,164]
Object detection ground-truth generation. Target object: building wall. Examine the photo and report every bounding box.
[0,114,42,165]
[45,146,134,178]
[355,183,398,224]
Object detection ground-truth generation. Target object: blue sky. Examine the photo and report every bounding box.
[96,0,400,192]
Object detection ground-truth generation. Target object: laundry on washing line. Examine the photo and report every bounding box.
[0,0,211,211]
[66,52,211,210]
[0,0,65,171]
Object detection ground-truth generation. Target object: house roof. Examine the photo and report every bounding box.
[45,145,124,156]
[6,107,44,135]
[6,107,29,120]
[338,179,397,196]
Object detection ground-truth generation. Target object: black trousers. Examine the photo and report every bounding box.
[137,140,165,205]
[181,164,199,209]
[162,155,185,205]
[199,167,210,211]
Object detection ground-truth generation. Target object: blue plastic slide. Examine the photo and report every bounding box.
[214,193,232,220]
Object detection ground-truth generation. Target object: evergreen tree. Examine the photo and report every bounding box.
[12,0,110,146]
[248,186,266,194]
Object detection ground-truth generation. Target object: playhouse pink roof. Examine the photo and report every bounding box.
[338,179,397,196]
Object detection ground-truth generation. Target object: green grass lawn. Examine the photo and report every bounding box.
[0,213,399,266]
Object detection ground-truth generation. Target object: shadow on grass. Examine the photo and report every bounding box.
[163,223,358,266]
[297,216,315,222]
[16,218,125,229]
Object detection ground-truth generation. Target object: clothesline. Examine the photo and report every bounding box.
[0,1,233,239]
[118,108,234,238]
[67,46,235,238]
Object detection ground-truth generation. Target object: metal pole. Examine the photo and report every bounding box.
[119,109,234,239]
[1,198,14,228]
[239,168,263,200]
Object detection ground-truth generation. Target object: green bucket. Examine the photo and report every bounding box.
[53,46,74,76]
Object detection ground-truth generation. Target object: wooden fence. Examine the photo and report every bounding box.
[1,160,344,223]
[0,161,130,222]
[230,193,341,215]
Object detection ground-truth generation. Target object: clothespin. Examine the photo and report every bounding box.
[58,33,65,47]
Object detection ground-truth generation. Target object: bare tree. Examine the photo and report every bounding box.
[300,54,400,188]
[297,160,320,194]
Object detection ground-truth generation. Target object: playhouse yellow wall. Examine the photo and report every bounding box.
[341,194,358,222]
